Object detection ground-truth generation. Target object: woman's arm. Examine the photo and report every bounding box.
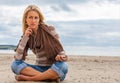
[49,25,68,61]
[14,35,29,60]
[14,27,33,60]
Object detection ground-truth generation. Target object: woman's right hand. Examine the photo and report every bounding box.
[24,27,33,37]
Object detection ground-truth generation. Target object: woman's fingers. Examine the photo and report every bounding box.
[25,28,33,36]
[55,55,67,61]
[55,55,61,61]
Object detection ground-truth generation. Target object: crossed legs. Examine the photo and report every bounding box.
[11,60,68,81]
[15,67,58,81]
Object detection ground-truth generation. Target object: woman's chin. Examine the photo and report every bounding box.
[31,27,37,30]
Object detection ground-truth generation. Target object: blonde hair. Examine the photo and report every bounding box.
[22,5,44,34]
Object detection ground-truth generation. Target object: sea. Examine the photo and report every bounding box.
[0,46,120,56]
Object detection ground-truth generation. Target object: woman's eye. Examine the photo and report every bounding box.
[35,16,39,19]
[29,16,33,19]
[28,16,39,20]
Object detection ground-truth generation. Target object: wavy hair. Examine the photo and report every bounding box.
[22,5,44,34]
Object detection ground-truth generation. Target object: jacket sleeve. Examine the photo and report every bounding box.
[48,25,59,40]
[14,35,29,60]
[49,25,68,61]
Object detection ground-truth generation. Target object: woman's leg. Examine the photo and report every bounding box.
[11,60,58,81]
[11,60,42,76]
[16,62,68,81]
[16,69,59,81]
[20,66,42,76]
[51,62,68,81]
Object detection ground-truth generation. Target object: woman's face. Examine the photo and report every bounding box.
[26,10,40,30]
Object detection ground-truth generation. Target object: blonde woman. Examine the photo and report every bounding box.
[11,5,68,82]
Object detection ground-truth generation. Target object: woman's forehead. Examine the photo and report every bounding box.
[27,10,39,16]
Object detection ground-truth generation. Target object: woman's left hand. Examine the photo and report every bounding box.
[55,54,67,61]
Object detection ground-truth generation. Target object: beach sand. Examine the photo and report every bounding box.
[1,54,120,83]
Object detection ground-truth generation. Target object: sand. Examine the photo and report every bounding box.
[1,54,120,83]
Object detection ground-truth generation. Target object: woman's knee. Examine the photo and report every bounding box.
[11,60,27,75]
[55,62,68,74]
[52,62,68,81]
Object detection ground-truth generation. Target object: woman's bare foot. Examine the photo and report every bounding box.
[15,75,22,81]
[15,75,29,81]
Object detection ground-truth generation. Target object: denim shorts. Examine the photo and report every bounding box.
[11,60,68,81]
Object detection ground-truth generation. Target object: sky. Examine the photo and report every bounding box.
[0,0,120,21]
[0,0,120,55]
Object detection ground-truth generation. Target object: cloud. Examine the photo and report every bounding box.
[47,20,120,46]
[0,10,22,45]
[0,17,120,47]
[45,1,120,21]
[104,32,120,37]
[0,0,33,6]
[0,0,89,6]
[94,0,120,4]
[0,0,120,6]
[0,0,120,46]
[50,4,72,12]
[0,0,120,22]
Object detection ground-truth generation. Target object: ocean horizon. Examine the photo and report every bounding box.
[0,46,120,56]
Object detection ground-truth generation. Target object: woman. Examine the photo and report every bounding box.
[11,5,68,82]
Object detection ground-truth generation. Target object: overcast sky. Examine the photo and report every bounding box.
[0,0,120,22]
[0,0,120,45]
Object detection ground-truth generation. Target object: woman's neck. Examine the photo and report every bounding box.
[33,27,38,35]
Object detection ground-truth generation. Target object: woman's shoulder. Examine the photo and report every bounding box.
[41,23,55,30]
[40,23,59,39]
